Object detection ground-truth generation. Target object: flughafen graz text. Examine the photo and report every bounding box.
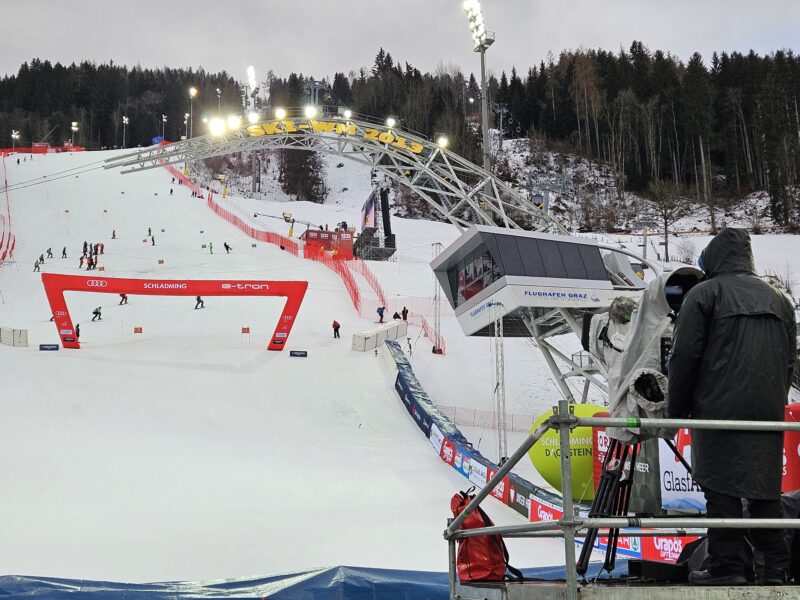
[246,120,426,155]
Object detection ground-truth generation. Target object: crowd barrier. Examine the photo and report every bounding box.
[383,340,559,519]
[206,193,299,256]
[347,259,387,307]
[306,247,362,313]
[0,156,16,266]
[0,145,85,156]
[437,405,535,433]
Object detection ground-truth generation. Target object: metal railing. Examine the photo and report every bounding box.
[444,400,800,599]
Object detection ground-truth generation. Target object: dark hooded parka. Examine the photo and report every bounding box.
[668,228,796,499]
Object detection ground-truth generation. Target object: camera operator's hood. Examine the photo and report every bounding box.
[640,266,705,320]
[700,227,756,278]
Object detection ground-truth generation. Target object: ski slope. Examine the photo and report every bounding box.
[0,150,570,583]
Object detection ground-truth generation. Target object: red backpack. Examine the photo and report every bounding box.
[450,488,523,582]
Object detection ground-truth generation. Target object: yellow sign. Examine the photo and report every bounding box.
[246,120,425,155]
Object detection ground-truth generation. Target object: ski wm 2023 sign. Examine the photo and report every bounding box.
[41,274,308,351]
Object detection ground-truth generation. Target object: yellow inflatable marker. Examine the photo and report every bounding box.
[528,404,605,502]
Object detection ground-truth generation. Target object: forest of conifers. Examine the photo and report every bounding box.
[2,42,800,225]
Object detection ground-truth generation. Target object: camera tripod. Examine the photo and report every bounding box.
[576,437,692,577]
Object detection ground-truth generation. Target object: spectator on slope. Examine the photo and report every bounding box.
[112,230,116,239]
[151,236,155,246]
[33,259,40,272]
[82,241,88,256]
[148,227,152,237]
[377,306,386,323]
[39,253,45,264]
[62,246,67,259]
[76,323,80,339]
[46,248,53,259]
[170,188,173,196]
[209,242,213,254]
[195,296,205,310]
[86,256,93,270]
[99,243,104,254]
[79,256,85,269]
[401,306,409,321]
[392,311,401,320]
[119,294,128,305]
[91,307,102,322]
[171,177,175,184]
[332,320,341,339]
[224,242,231,254]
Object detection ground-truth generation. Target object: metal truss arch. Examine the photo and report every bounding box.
[104,112,567,234]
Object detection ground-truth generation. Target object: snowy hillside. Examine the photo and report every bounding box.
[0,150,570,582]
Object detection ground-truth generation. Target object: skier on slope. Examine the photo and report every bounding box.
[332,320,341,339]
[91,307,102,321]
[119,294,128,305]
[46,247,53,259]
[195,296,205,309]
[82,241,88,256]
[209,242,213,254]
[224,242,231,254]
[62,246,67,259]
[39,253,45,264]
[33,259,40,272]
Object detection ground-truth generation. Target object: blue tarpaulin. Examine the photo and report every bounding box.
[0,562,628,598]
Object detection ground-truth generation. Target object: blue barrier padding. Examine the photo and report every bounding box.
[385,340,563,507]
[0,562,628,598]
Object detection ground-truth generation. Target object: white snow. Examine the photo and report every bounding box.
[0,150,567,582]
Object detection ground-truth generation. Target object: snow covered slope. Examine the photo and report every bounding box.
[0,151,568,582]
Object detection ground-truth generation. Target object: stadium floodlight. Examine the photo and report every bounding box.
[209,117,226,136]
[216,88,222,114]
[161,114,167,139]
[122,116,129,149]
[274,107,287,120]
[304,105,317,119]
[386,116,397,128]
[436,135,449,148]
[11,129,20,149]
[247,111,260,124]
[227,114,242,130]
[343,109,353,120]
[70,121,79,145]
[463,0,494,188]
[188,87,198,138]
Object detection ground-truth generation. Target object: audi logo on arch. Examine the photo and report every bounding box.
[87,280,108,288]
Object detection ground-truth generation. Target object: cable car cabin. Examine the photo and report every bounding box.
[430,226,648,338]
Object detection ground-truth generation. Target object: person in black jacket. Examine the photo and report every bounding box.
[668,228,797,586]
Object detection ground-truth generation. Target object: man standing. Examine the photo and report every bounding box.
[332,320,341,339]
[62,246,67,259]
[668,228,796,586]
[401,306,409,321]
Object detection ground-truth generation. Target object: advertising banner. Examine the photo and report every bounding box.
[429,423,445,455]
[453,445,472,479]
[508,477,534,519]
[440,438,456,466]
[658,429,705,511]
[529,495,563,523]
[596,532,642,559]
[486,466,510,503]
[641,534,699,563]
[468,457,489,488]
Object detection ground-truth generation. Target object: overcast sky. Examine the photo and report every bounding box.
[2,1,799,82]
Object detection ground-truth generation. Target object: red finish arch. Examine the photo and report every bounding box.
[41,274,308,350]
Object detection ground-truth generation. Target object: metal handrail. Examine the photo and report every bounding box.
[445,400,800,600]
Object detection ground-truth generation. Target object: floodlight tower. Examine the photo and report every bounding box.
[463,0,495,180]
[188,86,198,138]
[11,129,20,150]
[122,115,129,148]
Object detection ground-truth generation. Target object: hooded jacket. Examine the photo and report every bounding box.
[607,266,703,443]
[668,228,796,499]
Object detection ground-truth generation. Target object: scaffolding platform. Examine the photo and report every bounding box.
[455,580,795,599]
